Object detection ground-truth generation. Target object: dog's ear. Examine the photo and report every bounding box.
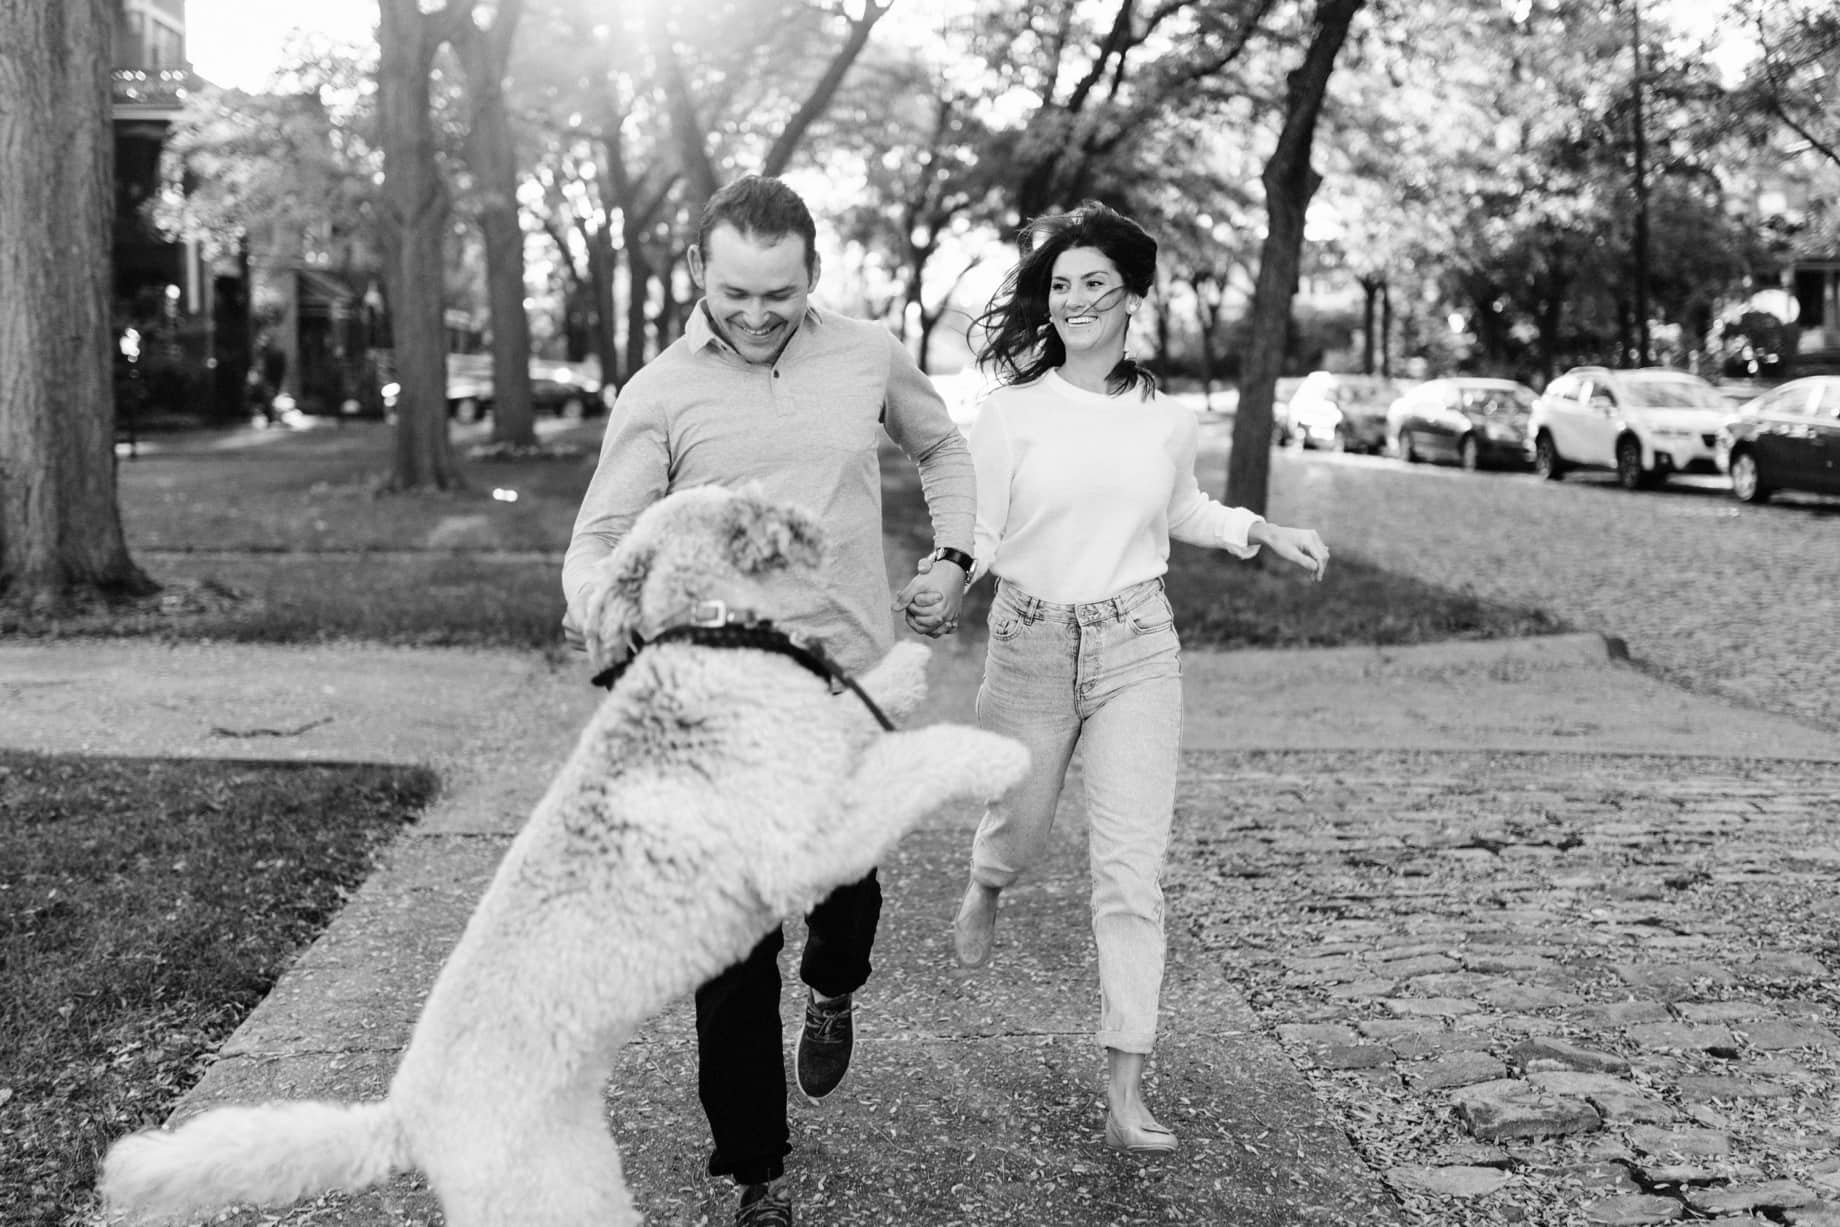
[726,494,825,575]
[584,542,655,676]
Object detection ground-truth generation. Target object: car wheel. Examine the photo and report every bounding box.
[1729,450,1771,504]
[559,395,586,422]
[1329,424,1348,453]
[1399,430,1420,463]
[1533,432,1565,481]
[1459,434,1482,471]
[1615,437,1651,490]
[452,396,481,424]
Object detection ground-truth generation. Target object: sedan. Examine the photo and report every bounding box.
[1716,375,1840,503]
[1283,371,1404,453]
[446,353,607,422]
[1386,377,1537,470]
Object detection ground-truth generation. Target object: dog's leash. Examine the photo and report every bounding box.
[590,600,896,732]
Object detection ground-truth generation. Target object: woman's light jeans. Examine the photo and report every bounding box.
[970,577,1182,1054]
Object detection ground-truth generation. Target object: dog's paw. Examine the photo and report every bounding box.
[856,641,931,719]
[835,724,1030,839]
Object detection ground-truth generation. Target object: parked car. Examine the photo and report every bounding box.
[1527,366,1732,489]
[1715,375,1840,503]
[1282,371,1403,453]
[1269,376,1305,444]
[445,353,605,422]
[1385,377,1538,470]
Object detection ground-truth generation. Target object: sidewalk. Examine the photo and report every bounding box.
[7,633,1838,1226]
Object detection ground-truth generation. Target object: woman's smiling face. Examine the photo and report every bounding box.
[1048,246,1132,360]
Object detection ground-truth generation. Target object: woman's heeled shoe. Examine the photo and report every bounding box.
[952,883,998,968]
[1104,1112,1178,1154]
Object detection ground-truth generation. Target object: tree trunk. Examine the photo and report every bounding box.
[623,219,654,378]
[1226,0,1365,517]
[1360,276,1380,373]
[456,0,535,447]
[1536,256,1568,381]
[0,0,156,613]
[586,217,619,388]
[1193,286,1219,412]
[377,0,470,491]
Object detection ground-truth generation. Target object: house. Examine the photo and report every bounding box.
[112,0,251,423]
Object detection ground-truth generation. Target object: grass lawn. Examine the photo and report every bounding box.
[0,753,436,1227]
[8,415,1564,650]
[0,413,1563,1224]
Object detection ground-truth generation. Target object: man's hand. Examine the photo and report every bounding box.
[893,554,966,637]
[1250,522,1331,582]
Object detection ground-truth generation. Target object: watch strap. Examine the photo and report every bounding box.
[930,546,974,572]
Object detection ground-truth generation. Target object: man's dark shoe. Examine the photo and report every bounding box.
[734,1181,793,1227]
[794,990,854,1102]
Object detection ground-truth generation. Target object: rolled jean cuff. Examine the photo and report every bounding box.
[1098,1030,1156,1055]
[968,863,1019,890]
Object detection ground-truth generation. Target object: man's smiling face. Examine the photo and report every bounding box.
[689,223,819,366]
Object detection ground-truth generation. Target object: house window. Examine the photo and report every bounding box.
[121,2,184,71]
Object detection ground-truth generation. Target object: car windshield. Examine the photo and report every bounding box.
[1457,387,1534,415]
[1620,377,1727,410]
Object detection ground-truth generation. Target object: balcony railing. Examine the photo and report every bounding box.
[111,67,196,112]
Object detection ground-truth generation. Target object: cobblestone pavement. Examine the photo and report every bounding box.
[1213,444,1840,734]
[1168,750,1840,1226]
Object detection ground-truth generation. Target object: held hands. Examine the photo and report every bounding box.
[1250,521,1331,581]
[893,554,966,638]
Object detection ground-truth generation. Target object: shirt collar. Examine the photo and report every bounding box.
[687,300,825,361]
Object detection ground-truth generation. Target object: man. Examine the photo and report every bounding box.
[561,175,973,1227]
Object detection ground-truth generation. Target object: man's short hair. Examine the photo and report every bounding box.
[696,175,818,273]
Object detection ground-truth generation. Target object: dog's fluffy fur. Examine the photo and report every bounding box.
[100,484,1029,1226]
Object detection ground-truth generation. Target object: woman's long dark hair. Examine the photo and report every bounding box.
[972,201,1158,397]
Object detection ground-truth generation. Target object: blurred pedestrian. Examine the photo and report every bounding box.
[946,200,1330,1154]
[561,174,974,1227]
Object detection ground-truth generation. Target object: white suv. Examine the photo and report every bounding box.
[1528,366,1733,489]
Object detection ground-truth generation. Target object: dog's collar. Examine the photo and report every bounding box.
[590,599,895,732]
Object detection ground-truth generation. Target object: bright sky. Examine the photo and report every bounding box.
[185,0,378,91]
[184,0,1753,93]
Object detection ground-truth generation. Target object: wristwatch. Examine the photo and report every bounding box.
[930,546,975,589]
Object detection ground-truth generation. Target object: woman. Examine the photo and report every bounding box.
[948,201,1330,1154]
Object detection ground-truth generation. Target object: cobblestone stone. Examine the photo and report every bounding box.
[1582,1199,1685,1227]
[1453,1079,1603,1139]
[1405,1051,1507,1089]
[1581,1193,1687,1225]
[1685,1179,1820,1215]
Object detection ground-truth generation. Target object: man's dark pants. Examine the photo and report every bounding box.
[695,870,882,1186]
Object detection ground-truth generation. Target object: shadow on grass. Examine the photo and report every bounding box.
[0,752,437,1226]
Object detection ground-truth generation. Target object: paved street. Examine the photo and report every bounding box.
[1206,437,1840,734]
[1164,749,1840,1226]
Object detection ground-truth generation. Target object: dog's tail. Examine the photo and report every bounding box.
[99,1099,408,1223]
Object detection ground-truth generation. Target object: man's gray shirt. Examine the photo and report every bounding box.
[563,303,974,672]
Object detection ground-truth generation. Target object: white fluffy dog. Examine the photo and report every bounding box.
[100,484,1029,1226]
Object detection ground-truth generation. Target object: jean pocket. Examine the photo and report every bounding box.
[990,613,1025,642]
[1127,599,1174,636]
